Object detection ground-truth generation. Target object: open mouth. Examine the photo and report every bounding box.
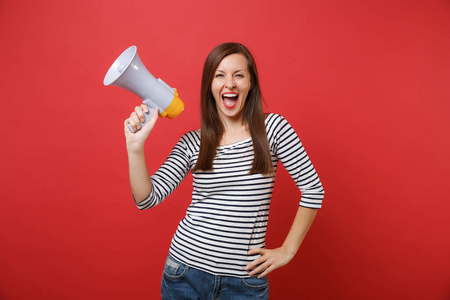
[222,92,239,109]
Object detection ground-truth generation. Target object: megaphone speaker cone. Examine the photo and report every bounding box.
[103,46,137,86]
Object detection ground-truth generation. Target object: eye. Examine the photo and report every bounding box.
[215,73,224,78]
[235,73,244,78]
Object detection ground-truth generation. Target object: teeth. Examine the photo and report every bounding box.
[223,94,238,97]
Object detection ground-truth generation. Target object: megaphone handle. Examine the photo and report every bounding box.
[127,107,155,133]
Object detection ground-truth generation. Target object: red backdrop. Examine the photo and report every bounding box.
[1,0,449,299]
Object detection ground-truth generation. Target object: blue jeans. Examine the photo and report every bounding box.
[161,255,269,300]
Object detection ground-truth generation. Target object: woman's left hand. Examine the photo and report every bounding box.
[245,247,295,278]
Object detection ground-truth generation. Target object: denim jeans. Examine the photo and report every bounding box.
[161,255,269,300]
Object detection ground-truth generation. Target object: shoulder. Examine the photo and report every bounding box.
[178,130,201,148]
[264,113,290,131]
[265,112,291,122]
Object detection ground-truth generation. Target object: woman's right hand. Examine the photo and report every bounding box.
[124,104,159,151]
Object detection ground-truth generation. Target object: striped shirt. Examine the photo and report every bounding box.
[135,113,324,277]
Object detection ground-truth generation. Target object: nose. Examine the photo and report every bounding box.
[224,76,236,89]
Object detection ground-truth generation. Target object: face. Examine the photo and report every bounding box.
[211,53,252,122]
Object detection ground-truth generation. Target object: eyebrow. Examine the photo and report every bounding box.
[215,69,246,74]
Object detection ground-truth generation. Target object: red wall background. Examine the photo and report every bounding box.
[1,0,449,299]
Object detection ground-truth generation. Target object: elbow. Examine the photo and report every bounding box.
[133,193,156,210]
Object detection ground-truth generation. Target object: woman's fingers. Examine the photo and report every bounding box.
[135,105,147,124]
[128,104,150,132]
[245,247,293,278]
[141,104,149,114]
[124,106,158,144]
[128,113,140,132]
[140,108,158,133]
[255,264,274,278]
[245,248,265,270]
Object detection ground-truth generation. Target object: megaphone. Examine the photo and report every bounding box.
[103,45,184,132]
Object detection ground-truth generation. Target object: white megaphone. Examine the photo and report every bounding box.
[103,45,184,132]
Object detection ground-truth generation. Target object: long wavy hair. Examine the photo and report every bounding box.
[192,42,273,175]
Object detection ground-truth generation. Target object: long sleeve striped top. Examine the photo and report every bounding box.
[135,113,324,277]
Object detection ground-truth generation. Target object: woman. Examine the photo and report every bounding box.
[124,42,324,299]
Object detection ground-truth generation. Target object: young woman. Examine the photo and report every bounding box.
[124,42,325,299]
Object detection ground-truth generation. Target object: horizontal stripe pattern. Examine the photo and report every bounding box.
[135,113,324,277]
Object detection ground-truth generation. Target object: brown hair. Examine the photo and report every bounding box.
[192,42,273,175]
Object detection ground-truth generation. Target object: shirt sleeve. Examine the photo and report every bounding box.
[272,115,325,208]
[134,133,191,210]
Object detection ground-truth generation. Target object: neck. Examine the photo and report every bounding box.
[223,119,244,133]
[218,111,244,131]
[219,115,250,145]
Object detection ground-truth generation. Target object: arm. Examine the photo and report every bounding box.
[125,105,192,209]
[124,105,159,203]
[246,115,324,277]
[246,206,318,278]
[127,144,153,204]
